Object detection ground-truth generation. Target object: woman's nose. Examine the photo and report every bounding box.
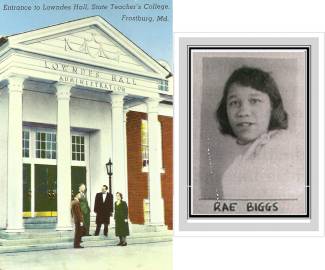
[237,101,251,117]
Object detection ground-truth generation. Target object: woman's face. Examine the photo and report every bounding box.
[226,84,272,144]
[116,193,121,200]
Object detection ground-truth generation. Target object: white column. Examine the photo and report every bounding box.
[123,110,129,203]
[55,83,72,231]
[111,93,127,199]
[6,76,25,232]
[146,98,164,225]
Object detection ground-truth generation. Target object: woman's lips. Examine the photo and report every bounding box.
[236,122,254,127]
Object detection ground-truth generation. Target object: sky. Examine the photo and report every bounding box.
[0,0,172,67]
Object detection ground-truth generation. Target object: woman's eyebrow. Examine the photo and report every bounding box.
[249,93,264,98]
[227,94,238,100]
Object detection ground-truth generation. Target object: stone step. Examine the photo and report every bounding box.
[0,224,168,240]
[0,233,172,254]
[24,217,57,224]
[25,223,57,229]
[0,231,173,246]
[0,229,72,240]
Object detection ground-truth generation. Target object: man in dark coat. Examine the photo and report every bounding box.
[71,193,84,248]
[94,185,113,236]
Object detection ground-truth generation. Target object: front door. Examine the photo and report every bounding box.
[35,164,57,216]
[71,166,87,200]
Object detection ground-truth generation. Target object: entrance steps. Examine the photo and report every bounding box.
[24,217,57,229]
[0,224,172,254]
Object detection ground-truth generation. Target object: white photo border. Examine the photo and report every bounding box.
[174,33,324,235]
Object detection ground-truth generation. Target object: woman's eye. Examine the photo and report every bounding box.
[228,100,239,107]
[249,98,262,104]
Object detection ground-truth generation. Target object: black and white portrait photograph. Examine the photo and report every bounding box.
[189,47,310,217]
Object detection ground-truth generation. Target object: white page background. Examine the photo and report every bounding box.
[173,1,325,269]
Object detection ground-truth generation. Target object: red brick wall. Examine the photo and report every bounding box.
[126,111,147,225]
[159,115,173,230]
[126,111,173,230]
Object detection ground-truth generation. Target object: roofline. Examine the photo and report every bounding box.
[4,16,172,77]
[0,37,8,46]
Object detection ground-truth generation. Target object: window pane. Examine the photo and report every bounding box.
[76,145,80,152]
[41,133,45,141]
[72,153,76,160]
[46,151,51,159]
[72,136,75,143]
[81,136,84,144]
[81,145,84,153]
[52,152,56,159]
[77,153,80,160]
[72,144,75,152]
[76,136,80,144]
[81,153,85,161]
[41,151,45,158]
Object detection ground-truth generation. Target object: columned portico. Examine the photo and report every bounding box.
[6,76,25,232]
[0,16,173,234]
[146,98,165,225]
[111,93,128,201]
[55,83,72,231]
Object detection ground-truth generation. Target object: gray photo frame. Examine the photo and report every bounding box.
[176,35,320,232]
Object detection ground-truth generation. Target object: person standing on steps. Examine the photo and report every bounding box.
[94,185,113,236]
[114,192,129,246]
[79,183,91,236]
[71,193,84,248]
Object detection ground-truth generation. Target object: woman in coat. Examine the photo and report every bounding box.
[114,192,129,246]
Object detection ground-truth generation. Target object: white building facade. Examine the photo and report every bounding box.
[0,16,173,232]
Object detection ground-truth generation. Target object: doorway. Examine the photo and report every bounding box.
[34,164,57,217]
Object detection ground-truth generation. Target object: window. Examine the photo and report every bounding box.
[36,131,56,159]
[158,80,168,92]
[22,130,30,158]
[72,135,85,161]
[141,120,163,170]
[141,120,149,167]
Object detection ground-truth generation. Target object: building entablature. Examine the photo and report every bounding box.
[0,16,173,101]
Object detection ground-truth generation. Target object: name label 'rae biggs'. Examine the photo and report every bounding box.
[44,60,137,85]
[213,201,279,212]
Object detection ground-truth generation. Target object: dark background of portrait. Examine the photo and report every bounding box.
[192,52,306,199]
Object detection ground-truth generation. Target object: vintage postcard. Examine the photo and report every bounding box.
[0,0,173,269]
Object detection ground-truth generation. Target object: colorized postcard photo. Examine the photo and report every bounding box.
[0,0,173,269]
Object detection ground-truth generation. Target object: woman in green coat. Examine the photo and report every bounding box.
[114,192,129,246]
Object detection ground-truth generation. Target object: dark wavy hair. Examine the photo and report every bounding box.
[216,66,288,137]
[116,192,123,200]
